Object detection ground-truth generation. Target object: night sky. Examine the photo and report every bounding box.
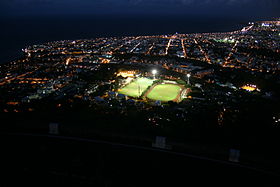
[0,0,279,18]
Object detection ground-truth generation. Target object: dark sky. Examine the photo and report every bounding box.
[0,0,279,18]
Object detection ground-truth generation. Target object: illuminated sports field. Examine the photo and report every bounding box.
[147,84,182,102]
[118,78,154,98]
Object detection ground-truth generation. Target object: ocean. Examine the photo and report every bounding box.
[0,15,262,64]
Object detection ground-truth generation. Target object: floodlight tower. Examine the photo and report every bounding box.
[187,73,191,85]
[152,69,157,79]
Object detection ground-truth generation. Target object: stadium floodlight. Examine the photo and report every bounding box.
[187,73,191,85]
[152,69,157,79]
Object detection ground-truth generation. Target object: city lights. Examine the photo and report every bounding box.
[241,84,258,92]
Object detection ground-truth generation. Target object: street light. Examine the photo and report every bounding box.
[187,73,191,85]
[152,69,157,79]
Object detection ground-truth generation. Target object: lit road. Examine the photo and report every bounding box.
[241,25,254,32]
[181,39,188,58]
[165,38,173,55]
[130,42,141,53]
[100,43,112,50]
[193,38,212,64]
[113,44,124,52]
[146,43,155,55]
[224,41,239,66]
[0,69,38,86]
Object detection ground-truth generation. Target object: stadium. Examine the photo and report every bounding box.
[118,75,189,103]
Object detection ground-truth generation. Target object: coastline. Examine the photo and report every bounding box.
[0,15,267,65]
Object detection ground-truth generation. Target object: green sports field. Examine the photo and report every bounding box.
[118,78,154,98]
[147,84,182,102]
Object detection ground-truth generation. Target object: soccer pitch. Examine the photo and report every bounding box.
[118,78,154,98]
[147,84,182,102]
